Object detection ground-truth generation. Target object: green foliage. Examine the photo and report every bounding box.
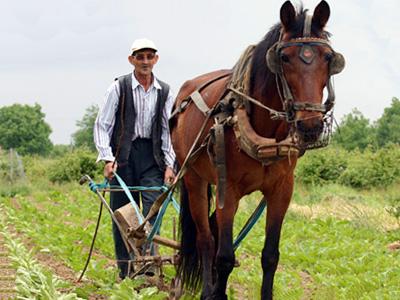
[110,279,168,300]
[51,144,73,157]
[295,147,348,185]
[72,104,98,151]
[48,148,102,182]
[0,103,52,155]
[338,145,400,188]
[0,149,30,196]
[0,184,30,197]
[0,184,171,298]
[1,181,400,299]
[297,144,400,189]
[375,97,400,147]
[386,194,400,226]
[0,217,83,299]
[332,108,375,151]
[22,155,54,186]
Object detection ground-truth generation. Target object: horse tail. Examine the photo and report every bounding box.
[177,181,212,292]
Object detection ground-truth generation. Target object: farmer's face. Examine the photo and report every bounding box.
[128,49,158,77]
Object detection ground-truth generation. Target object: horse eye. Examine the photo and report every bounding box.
[280,53,290,63]
[325,53,333,62]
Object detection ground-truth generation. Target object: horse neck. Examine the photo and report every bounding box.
[250,80,288,140]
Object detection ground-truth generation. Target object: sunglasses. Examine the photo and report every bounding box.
[133,53,156,61]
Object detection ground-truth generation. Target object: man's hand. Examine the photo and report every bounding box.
[104,161,117,180]
[164,166,175,186]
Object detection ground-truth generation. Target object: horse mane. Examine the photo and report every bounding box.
[249,5,330,99]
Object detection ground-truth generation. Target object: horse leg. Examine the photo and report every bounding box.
[261,179,294,300]
[209,210,218,283]
[212,188,238,299]
[183,172,215,299]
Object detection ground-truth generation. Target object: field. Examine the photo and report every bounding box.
[1,164,399,299]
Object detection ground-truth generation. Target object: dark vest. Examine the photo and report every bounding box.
[110,73,170,171]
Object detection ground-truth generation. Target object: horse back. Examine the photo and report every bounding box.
[171,70,232,167]
[174,69,232,111]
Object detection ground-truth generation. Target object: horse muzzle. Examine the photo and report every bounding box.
[295,115,324,145]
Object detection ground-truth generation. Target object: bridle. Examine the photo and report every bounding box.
[266,14,345,123]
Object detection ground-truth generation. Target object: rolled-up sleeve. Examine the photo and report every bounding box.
[94,81,120,162]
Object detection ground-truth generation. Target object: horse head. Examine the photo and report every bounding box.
[267,0,345,147]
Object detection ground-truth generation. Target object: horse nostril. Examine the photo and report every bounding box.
[296,118,324,143]
[295,120,307,132]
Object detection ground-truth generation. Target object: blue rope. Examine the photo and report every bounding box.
[113,172,144,224]
[89,182,166,193]
[233,200,266,251]
[171,196,180,213]
[147,190,173,242]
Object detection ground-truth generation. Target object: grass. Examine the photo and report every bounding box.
[0,176,399,299]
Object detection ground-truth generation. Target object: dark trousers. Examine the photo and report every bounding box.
[110,138,163,278]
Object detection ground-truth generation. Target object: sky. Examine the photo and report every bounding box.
[1,0,399,144]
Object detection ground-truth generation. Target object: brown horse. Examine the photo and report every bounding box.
[171,1,344,299]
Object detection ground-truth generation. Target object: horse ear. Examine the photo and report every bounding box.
[280,1,296,31]
[312,0,330,29]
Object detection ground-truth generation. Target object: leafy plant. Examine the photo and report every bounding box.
[0,211,83,299]
[47,148,102,182]
[339,145,400,188]
[332,108,376,151]
[110,278,167,300]
[386,194,400,227]
[296,147,348,185]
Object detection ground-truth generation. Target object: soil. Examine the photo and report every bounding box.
[387,240,400,251]
[0,234,16,299]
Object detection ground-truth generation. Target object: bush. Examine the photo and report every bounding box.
[339,145,400,188]
[386,193,400,226]
[296,147,348,185]
[50,144,73,157]
[23,155,54,182]
[48,148,102,183]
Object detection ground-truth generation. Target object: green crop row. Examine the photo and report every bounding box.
[1,182,399,299]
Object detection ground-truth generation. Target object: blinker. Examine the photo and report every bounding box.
[299,45,314,64]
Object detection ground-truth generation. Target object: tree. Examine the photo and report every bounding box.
[71,104,98,151]
[375,97,400,147]
[0,103,52,155]
[332,108,375,151]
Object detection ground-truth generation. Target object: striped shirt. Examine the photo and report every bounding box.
[94,73,176,168]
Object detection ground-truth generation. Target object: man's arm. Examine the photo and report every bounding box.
[94,81,120,178]
[161,89,176,185]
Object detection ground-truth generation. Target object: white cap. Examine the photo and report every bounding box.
[130,38,158,54]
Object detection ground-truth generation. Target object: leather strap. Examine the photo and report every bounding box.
[292,102,327,112]
[303,14,313,37]
[190,90,210,115]
[214,123,226,209]
[170,72,232,118]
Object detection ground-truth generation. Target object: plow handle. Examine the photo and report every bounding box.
[79,175,92,185]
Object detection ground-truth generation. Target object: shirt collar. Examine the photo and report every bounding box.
[131,72,162,90]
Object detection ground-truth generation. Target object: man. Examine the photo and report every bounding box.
[94,38,176,279]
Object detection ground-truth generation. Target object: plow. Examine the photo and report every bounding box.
[79,173,267,298]
[79,174,183,297]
